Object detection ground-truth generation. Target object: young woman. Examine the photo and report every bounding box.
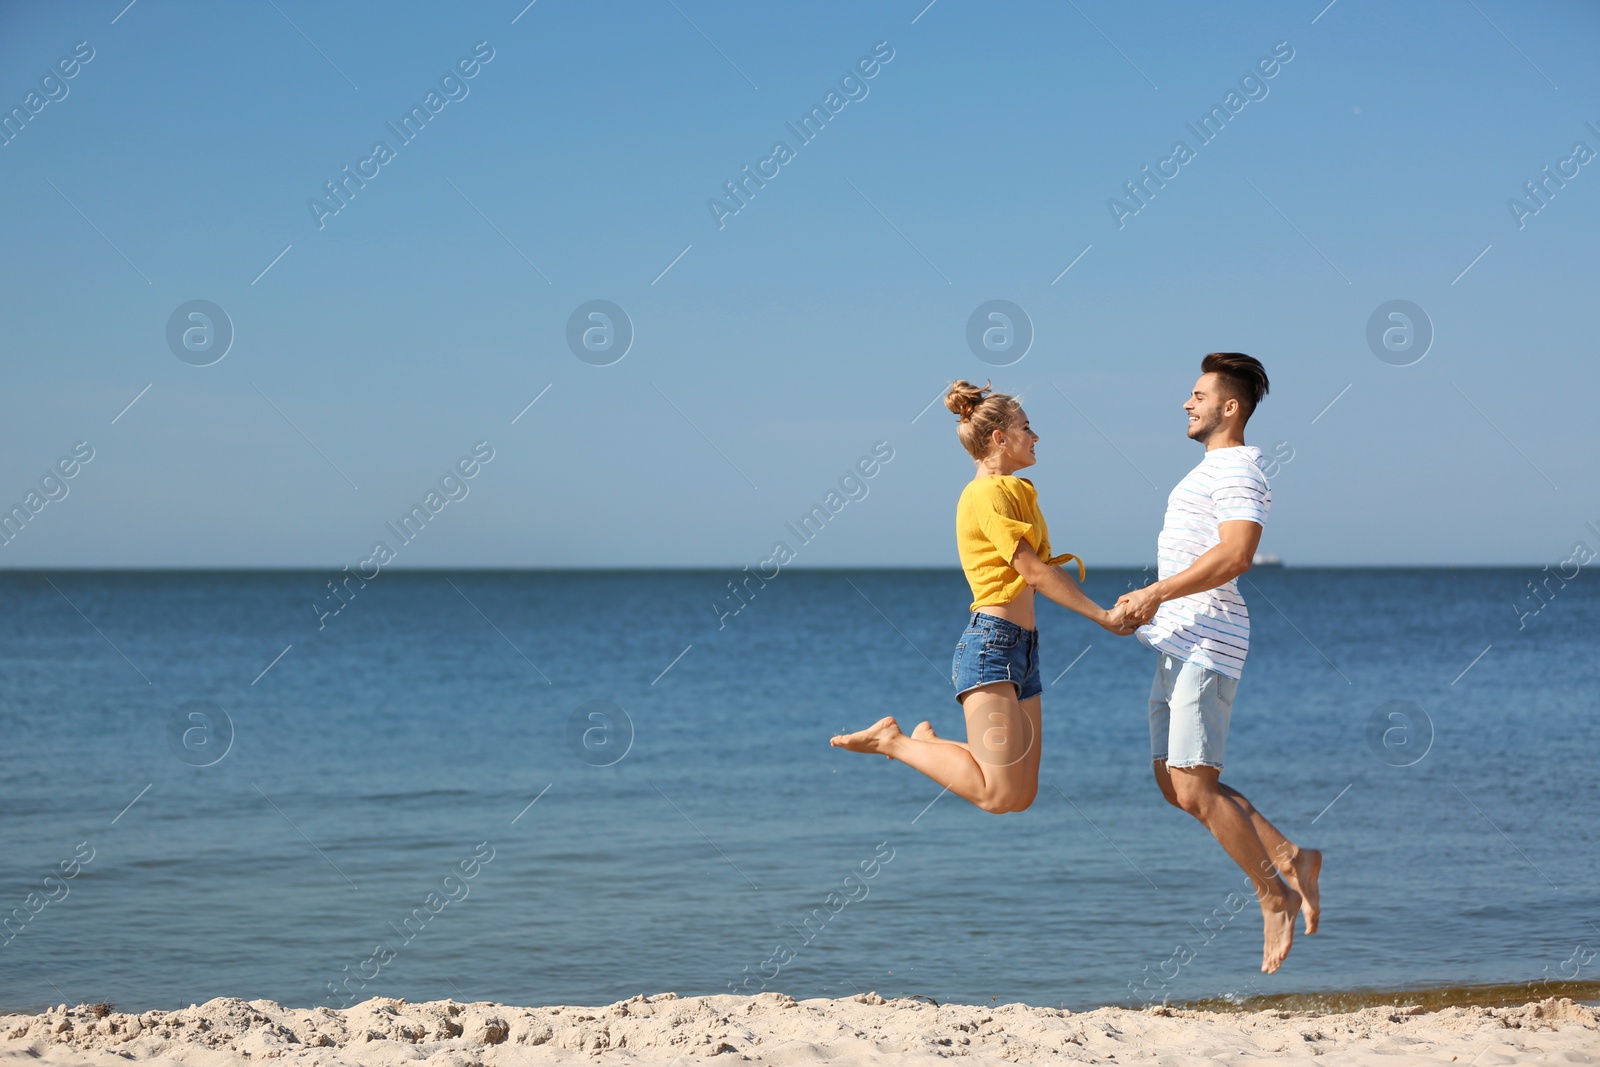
[831,380,1132,813]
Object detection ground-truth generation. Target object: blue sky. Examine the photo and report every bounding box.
[1,0,1596,568]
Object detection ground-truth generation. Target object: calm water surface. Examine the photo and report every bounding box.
[1,568,1595,1013]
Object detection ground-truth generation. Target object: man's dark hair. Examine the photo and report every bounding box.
[1201,352,1269,422]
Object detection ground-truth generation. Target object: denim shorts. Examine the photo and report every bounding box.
[1148,652,1238,770]
[951,612,1042,704]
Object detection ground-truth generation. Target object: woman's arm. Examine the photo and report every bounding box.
[1011,540,1134,634]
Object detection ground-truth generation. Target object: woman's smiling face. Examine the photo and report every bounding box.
[989,407,1038,470]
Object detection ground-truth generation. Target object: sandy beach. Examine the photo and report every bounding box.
[3,992,1596,1066]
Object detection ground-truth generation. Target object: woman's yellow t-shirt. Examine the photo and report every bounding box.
[956,474,1084,612]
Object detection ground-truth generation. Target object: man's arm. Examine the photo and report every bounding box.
[1118,520,1262,625]
[1012,540,1135,634]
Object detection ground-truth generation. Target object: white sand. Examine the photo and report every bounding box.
[3,992,1596,1066]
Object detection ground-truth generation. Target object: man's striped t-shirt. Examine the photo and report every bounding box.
[1136,445,1271,680]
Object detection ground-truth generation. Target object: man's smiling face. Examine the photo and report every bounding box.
[1184,373,1234,442]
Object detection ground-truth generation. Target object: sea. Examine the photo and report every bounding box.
[2,568,1596,1015]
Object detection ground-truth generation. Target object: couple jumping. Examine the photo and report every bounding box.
[831,353,1321,974]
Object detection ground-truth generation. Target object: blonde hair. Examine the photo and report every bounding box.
[945,379,1021,461]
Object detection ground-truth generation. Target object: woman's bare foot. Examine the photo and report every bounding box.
[911,721,938,740]
[1260,888,1301,973]
[830,716,904,758]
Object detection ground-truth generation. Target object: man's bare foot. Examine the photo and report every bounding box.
[1260,889,1301,974]
[911,721,938,740]
[830,716,904,758]
[1286,849,1321,935]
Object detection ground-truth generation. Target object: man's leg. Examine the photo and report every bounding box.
[1218,783,1321,934]
[1157,658,1298,973]
[1168,766,1300,973]
[1154,759,1321,934]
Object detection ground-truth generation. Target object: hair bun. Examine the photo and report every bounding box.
[948,379,1020,462]
[944,379,991,422]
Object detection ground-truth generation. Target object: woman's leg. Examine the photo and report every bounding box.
[910,720,966,746]
[831,683,1042,814]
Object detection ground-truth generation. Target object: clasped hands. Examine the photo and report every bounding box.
[1102,585,1161,636]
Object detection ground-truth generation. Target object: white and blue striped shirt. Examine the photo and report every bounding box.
[1136,445,1271,680]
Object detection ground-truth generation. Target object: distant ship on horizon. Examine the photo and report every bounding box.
[1252,553,1284,567]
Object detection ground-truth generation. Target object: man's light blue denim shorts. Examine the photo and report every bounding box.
[1148,652,1237,770]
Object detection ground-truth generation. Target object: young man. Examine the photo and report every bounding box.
[1115,353,1321,975]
